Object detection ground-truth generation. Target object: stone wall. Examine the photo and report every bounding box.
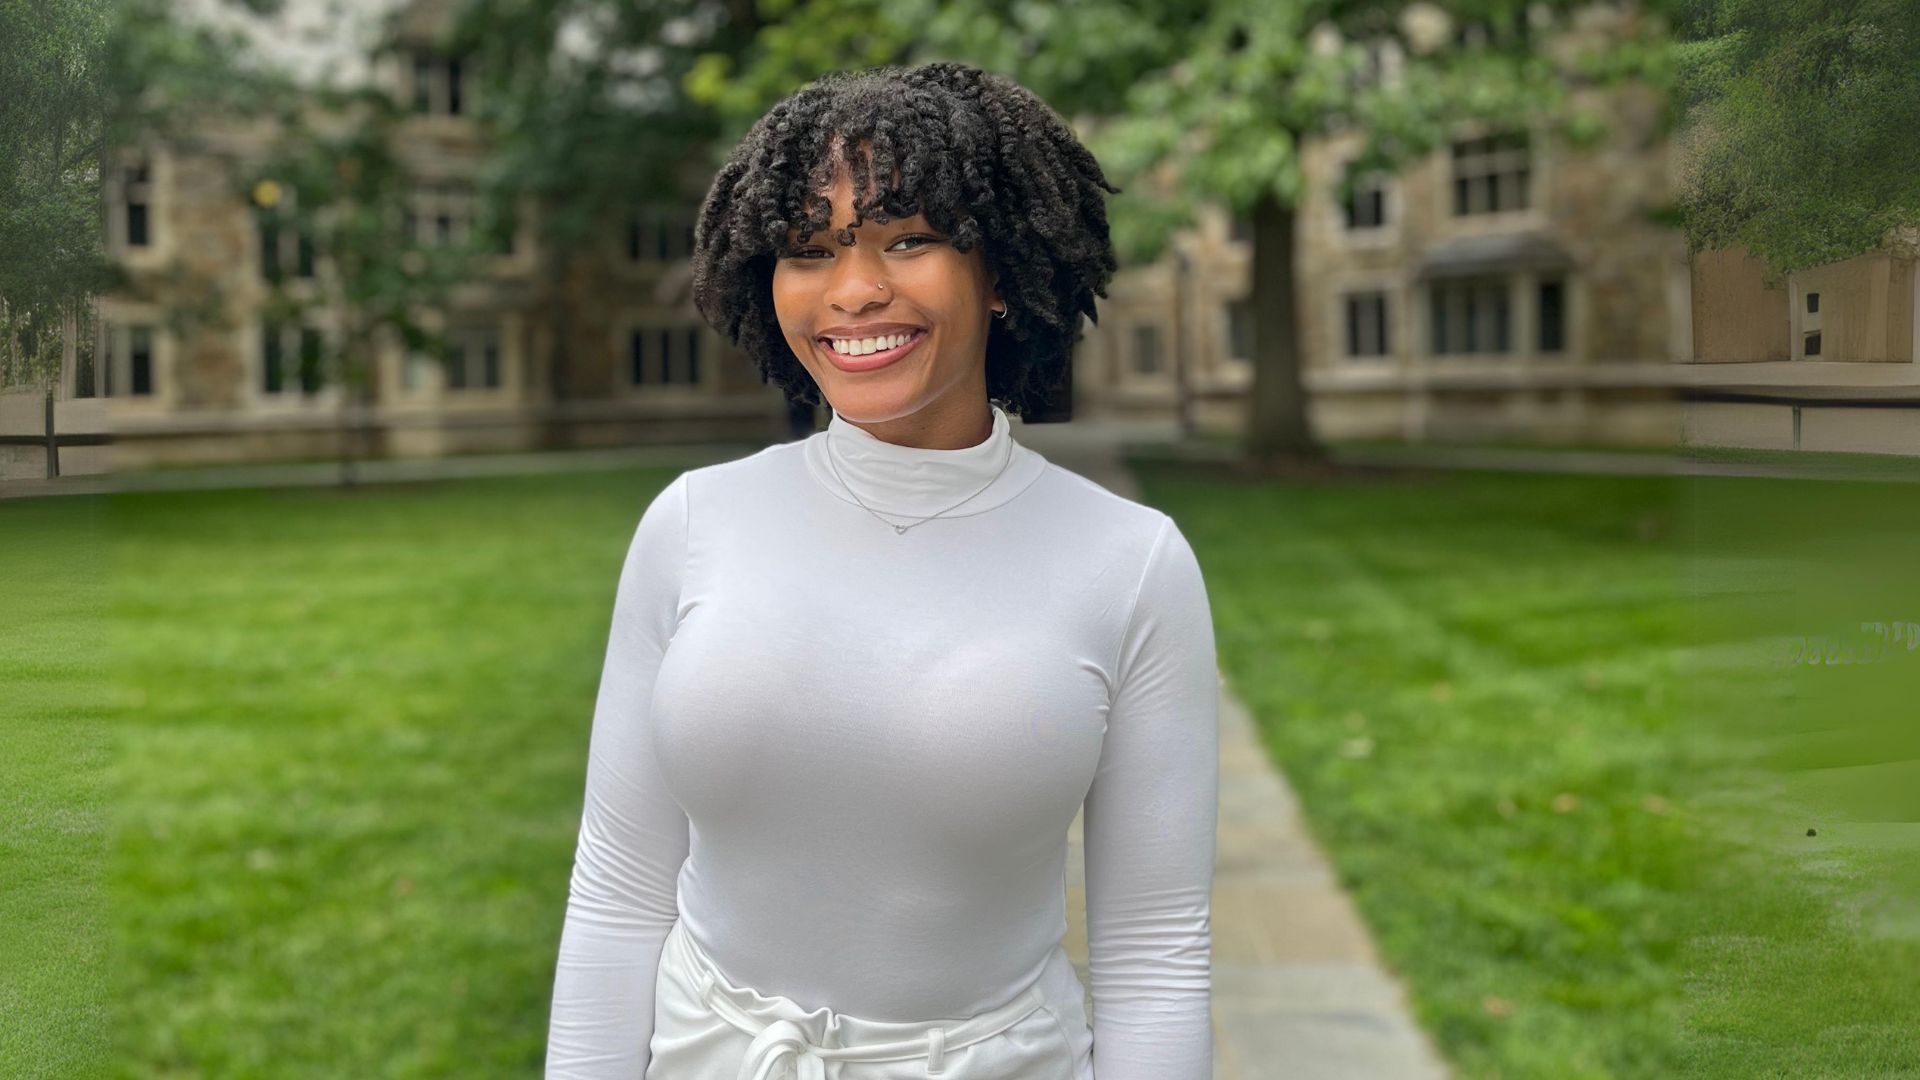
[1691,248,1790,363]
[1789,251,1916,364]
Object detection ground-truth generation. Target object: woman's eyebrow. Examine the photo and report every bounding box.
[782,214,935,247]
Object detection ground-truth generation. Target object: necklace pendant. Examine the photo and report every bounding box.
[823,419,1017,539]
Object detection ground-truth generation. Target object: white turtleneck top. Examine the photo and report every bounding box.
[546,403,1219,1080]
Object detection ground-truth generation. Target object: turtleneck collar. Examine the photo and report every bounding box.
[802,402,1048,520]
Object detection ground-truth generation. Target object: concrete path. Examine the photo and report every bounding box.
[1015,416,1451,1080]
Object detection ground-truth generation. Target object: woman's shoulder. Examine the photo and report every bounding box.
[1028,458,1173,539]
[677,437,811,496]
[623,439,806,533]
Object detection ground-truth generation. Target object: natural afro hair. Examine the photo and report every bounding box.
[690,61,1120,417]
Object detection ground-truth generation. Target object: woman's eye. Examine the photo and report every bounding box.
[782,236,938,259]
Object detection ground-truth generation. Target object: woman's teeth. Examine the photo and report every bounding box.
[826,331,917,356]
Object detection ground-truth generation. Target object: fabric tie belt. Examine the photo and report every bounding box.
[696,971,1051,1080]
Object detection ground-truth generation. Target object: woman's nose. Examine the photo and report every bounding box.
[825,249,889,314]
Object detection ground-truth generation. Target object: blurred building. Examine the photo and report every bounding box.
[73,0,779,474]
[1077,6,1690,449]
[48,0,1914,475]
[1685,244,1920,454]
[1075,6,1919,457]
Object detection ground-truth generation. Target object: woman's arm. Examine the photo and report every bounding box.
[1082,514,1220,1080]
[546,472,692,1079]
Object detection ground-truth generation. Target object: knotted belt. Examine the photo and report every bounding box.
[696,972,1051,1080]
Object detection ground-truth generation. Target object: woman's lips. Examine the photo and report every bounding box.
[819,329,927,373]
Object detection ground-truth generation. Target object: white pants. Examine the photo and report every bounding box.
[646,917,1094,1080]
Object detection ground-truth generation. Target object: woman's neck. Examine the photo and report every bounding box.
[835,394,995,450]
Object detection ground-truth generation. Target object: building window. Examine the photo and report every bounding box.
[107,159,153,250]
[1538,278,1565,353]
[1342,168,1388,230]
[630,325,703,386]
[72,320,101,398]
[1229,215,1254,245]
[128,327,153,395]
[95,323,156,397]
[1804,331,1822,357]
[628,207,695,263]
[1429,277,1512,355]
[1350,37,1399,91]
[410,51,470,116]
[1450,132,1531,216]
[1345,291,1390,357]
[1227,297,1253,361]
[259,209,316,284]
[404,184,476,247]
[262,321,326,396]
[413,54,433,112]
[1131,324,1163,375]
[1806,292,1820,314]
[445,325,503,390]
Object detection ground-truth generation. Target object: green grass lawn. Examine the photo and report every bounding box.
[1,496,111,1080]
[100,472,675,1079]
[4,460,1915,1078]
[1126,458,1920,1079]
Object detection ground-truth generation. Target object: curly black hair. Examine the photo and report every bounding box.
[690,62,1120,418]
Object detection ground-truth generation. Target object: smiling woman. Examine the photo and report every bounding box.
[768,167,1001,445]
[690,62,1120,446]
[546,62,1219,1080]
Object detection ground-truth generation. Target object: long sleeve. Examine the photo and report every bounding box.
[546,473,692,1079]
[1082,515,1220,1080]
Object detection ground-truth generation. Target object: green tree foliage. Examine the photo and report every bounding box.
[105,0,486,483]
[0,0,115,392]
[686,0,1671,461]
[437,0,755,400]
[450,0,739,248]
[241,86,480,482]
[1675,0,1920,272]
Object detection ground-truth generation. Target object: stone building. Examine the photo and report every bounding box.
[69,1,780,474]
[32,1,1722,476]
[1075,5,1691,448]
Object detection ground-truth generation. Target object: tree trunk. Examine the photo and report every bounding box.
[44,386,59,479]
[337,325,362,488]
[1245,189,1321,466]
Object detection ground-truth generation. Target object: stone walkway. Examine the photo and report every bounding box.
[1016,418,1451,1080]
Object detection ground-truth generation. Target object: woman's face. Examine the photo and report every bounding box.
[771,164,1004,444]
